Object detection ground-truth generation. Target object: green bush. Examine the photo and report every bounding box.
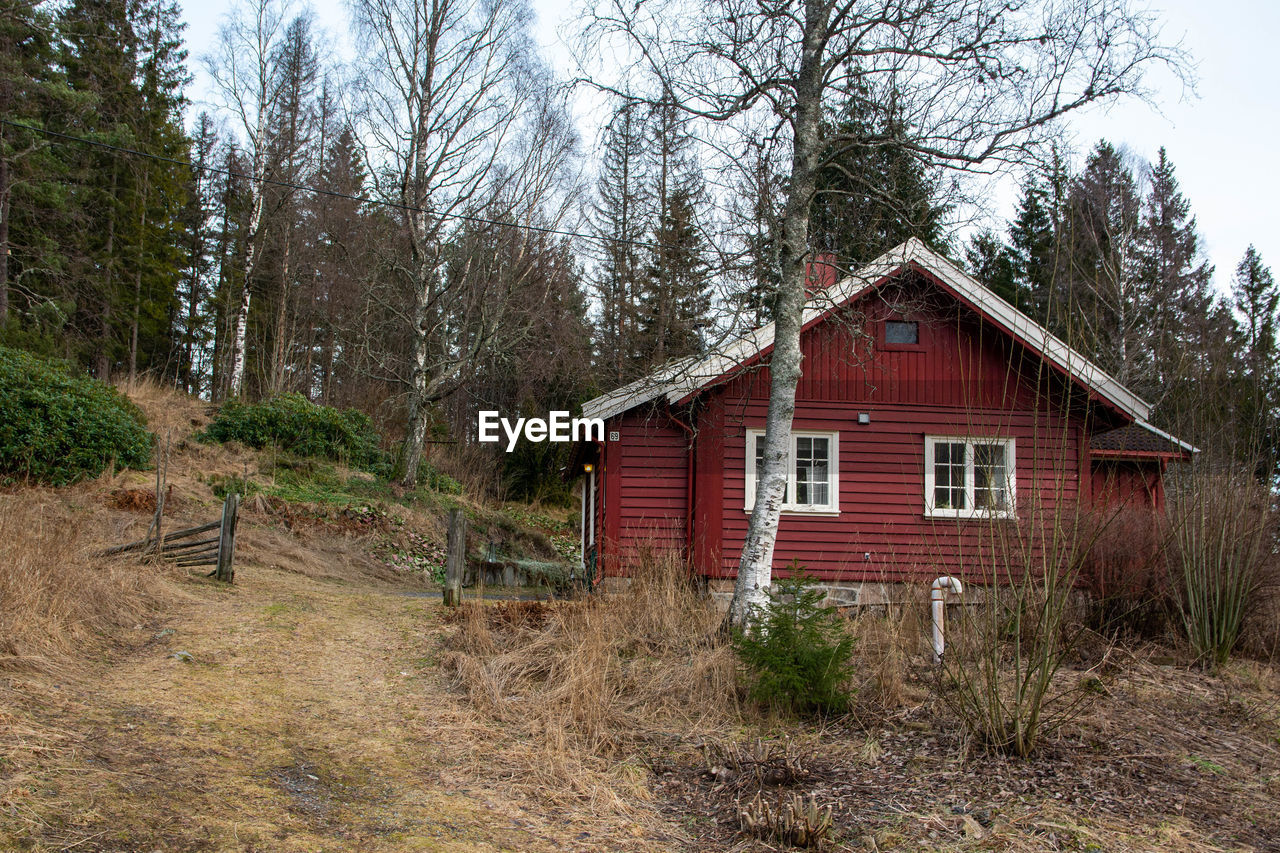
[732,566,856,715]
[0,346,152,485]
[202,393,387,472]
[420,464,463,495]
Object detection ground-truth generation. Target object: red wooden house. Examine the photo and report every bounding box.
[573,239,1193,602]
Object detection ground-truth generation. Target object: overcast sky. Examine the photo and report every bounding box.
[177,0,1279,297]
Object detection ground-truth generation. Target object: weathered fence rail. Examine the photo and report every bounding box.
[104,493,239,582]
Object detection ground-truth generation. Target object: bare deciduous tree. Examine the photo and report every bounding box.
[350,0,576,486]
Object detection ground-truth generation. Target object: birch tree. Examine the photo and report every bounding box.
[350,0,573,487]
[582,0,1186,626]
[204,0,295,398]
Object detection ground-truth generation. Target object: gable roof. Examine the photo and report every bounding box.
[582,238,1154,424]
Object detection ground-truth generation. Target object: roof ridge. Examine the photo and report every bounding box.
[582,239,1153,423]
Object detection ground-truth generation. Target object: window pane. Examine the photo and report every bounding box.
[974,443,1008,510]
[794,435,830,506]
[885,321,919,345]
[933,441,966,509]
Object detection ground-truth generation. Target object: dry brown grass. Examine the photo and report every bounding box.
[846,598,929,714]
[114,376,213,444]
[440,554,739,806]
[0,492,172,672]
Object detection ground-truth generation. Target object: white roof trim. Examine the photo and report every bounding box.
[582,238,1153,423]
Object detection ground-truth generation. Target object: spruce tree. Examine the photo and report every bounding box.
[638,183,710,365]
[1007,173,1060,321]
[1134,147,1215,403]
[260,12,320,394]
[125,0,191,382]
[964,230,1017,306]
[1231,246,1279,477]
[0,0,73,335]
[1062,140,1146,388]
[56,0,191,378]
[809,81,948,266]
[591,98,650,383]
[636,92,709,368]
[177,112,220,394]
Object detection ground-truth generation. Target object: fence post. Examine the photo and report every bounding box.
[443,508,465,606]
[215,493,239,583]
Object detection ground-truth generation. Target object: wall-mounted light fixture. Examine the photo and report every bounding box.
[857,412,871,425]
[583,463,594,473]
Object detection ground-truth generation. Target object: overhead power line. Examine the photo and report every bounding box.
[0,116,662,252]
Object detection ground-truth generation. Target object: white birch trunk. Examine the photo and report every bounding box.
[227,166,267,398]
[727,7,824,626]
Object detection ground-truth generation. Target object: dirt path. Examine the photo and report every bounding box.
[0,566,673,852]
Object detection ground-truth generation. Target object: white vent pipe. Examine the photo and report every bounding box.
[931,576,963,663]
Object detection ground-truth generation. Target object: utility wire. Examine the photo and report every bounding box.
[0,116,663,251]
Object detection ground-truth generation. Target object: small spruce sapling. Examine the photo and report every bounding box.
[732,564,856,715]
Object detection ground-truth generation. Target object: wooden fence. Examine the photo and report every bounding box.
[105,493,240,582]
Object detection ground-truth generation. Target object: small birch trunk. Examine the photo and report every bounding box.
[400,310,432,488]
[227,186,266,397]
[399,209,437,487]
[727,6,824,627]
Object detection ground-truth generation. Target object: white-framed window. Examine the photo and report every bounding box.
[923,436,1016,519]
[744,429,840,515]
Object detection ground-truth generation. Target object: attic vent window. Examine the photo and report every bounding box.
[885,320,919,345]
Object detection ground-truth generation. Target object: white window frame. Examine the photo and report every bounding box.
[744,429,840,515]
[923,435,1016,520]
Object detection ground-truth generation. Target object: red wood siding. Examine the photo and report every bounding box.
[600,409,689,574]
[709,403,1080,582]
[1090,459,1164,511]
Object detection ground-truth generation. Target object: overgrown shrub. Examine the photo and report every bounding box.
[0,346,152,485]
[202,393,387,472]
[938,510,1092,757]
[1079,505,1171,637]
[1168,469,1275,668]
[732,567,856,715]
